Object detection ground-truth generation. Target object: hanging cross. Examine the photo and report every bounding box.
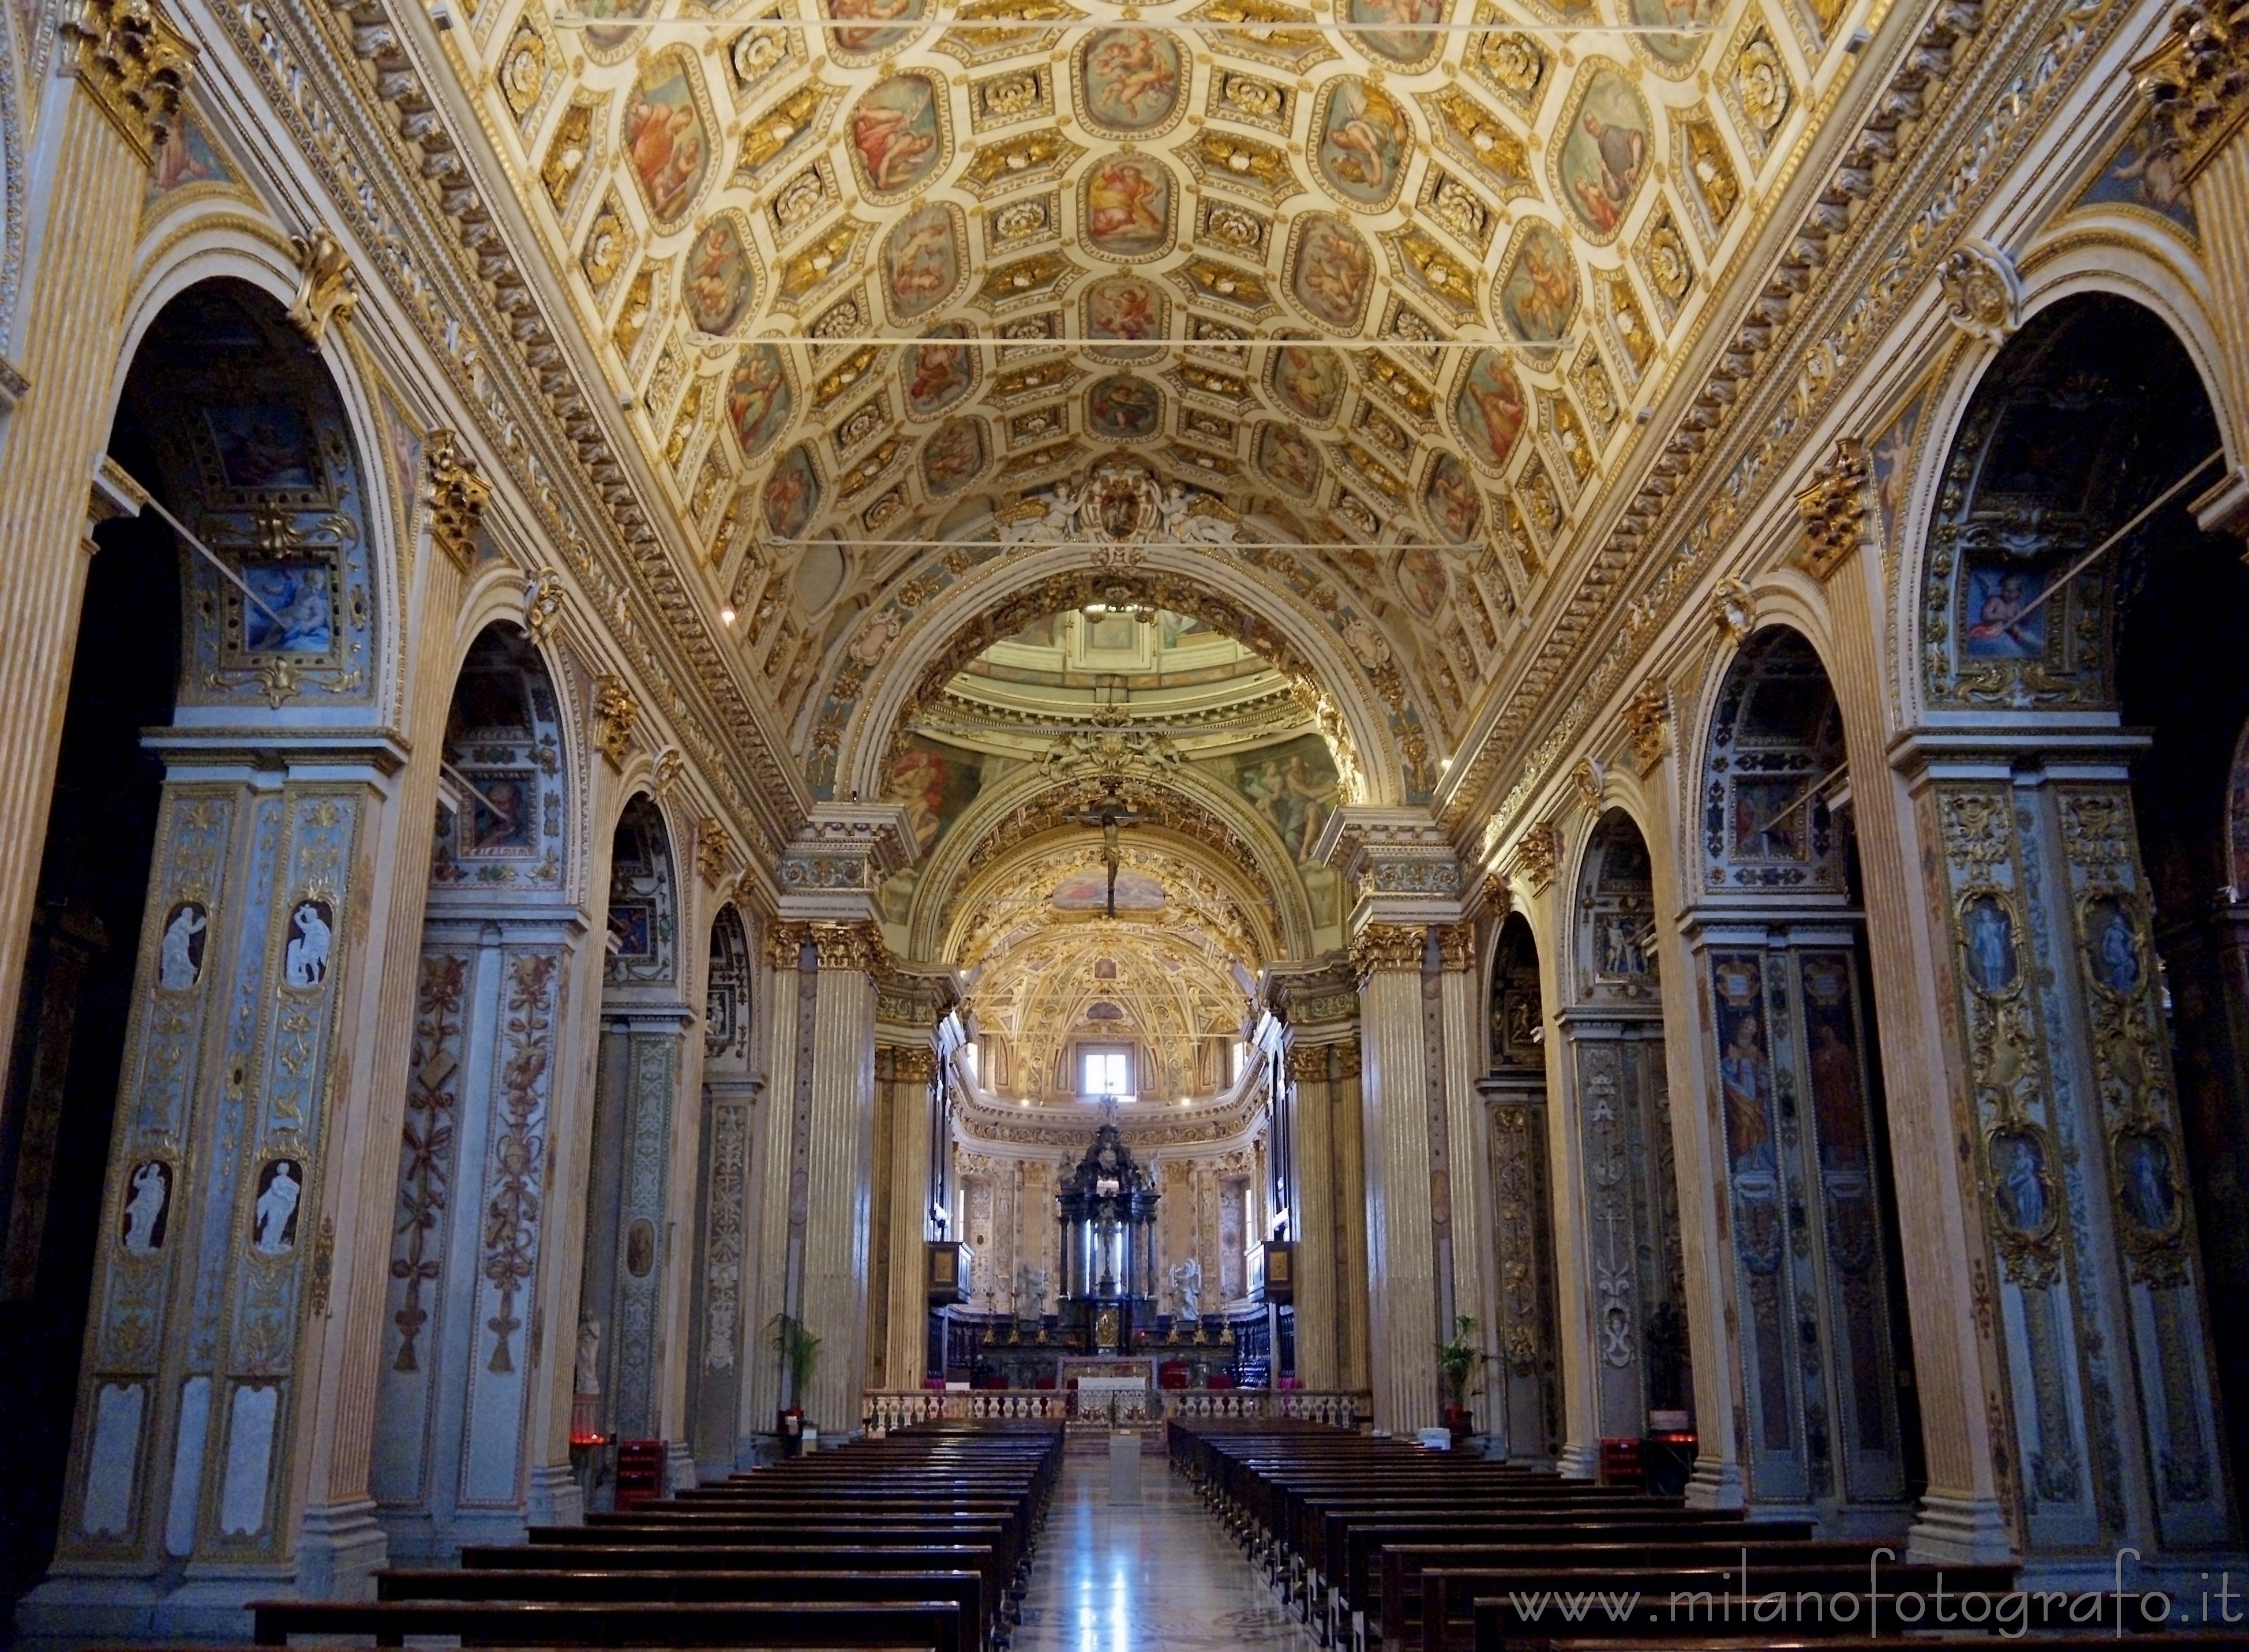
[1060,780,1150,919]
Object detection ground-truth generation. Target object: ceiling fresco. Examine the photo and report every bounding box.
[437,0,1871,795]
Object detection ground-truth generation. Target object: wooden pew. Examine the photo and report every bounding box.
[248,1597,966,1651]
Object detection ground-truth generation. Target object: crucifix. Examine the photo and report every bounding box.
[1061,779,1150,919]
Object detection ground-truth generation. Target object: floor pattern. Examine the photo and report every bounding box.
[1010,1452,1322,1651]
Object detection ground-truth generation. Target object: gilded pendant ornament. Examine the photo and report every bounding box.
[286,228,359,346]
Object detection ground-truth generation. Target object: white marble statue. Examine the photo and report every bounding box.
[575,1316,604,1395]
[1170,1256,1202,1321]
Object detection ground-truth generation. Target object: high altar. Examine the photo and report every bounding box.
[1055,1122,1159,1353]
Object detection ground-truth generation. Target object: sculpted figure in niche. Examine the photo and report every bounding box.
[285,899,333,988]
[254,1160,302,1254]
[159,902,206,990]
[121,1161,170,1256]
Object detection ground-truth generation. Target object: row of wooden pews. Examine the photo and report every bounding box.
[1171,1421,2224,1651]
[242,1420,1062,1651]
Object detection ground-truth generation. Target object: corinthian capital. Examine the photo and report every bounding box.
[1350,922,1426,982]
[63,0,190,163]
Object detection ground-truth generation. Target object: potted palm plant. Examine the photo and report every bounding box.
[1436,1314,1488,1440]
[770,1312,820,1454]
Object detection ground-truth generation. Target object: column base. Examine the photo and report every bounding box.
[152,1570,295,1639]
[294,1496,387,1600]
[1685,1456,1746,1508]
[1555,1442,1599,1480]
[666,1439,699,1491]
[1906,1490,2015,1565]
[525,1459,585,1526]
[14,1574,171,1643]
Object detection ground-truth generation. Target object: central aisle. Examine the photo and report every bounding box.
[1012,1451,1322,1651]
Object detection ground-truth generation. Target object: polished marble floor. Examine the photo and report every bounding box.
[1011,1454,1321,1651]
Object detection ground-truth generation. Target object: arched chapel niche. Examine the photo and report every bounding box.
[578,795,687,1453]
[1689,628,1919,1519]
[1482,912,1559,1463]
[1917,292,2229,1553]
[372,624,577,1556]
[31,278,390,1582]
[1558,811,1687,1450]
[685,902,756,1475]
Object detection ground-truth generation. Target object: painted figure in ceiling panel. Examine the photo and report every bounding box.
[726,344,794,461]
[1312,76,1412,213]
[883,203,966,323]
[1082,153,1178,262]
[623,50,715,229]
[763,444,823,541]
[1496,219,1579,350]
[1345,0,1443,70]
[1085,275,1166,359]
[1555,61,1654,240]
[681,213,760,339]
[848,72,950,200]
[1256,422,1323,501]
[1422,452,1480,545]
[1269,344,1345,426]
[921,417,989,496]
[827,0,929,60]
[1075,27,1189,138]
[1285,213,1374,334]
[1453,349,1528,477]
[905,325,978,419]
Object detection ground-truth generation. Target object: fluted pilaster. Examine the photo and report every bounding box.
[1355,925,1442,1433]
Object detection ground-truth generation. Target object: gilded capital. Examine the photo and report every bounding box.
[695,816,733,886]
[63,0,190,164]
[1333,1035,1363,1080]
[2136,2,2249,188]
[1792,436,1871,579]
[811,919,884,974]
[1514,821,1561,891]
[593,673,639,767]
[1285,1043,1329,1082]
[764,920,814,969]
[1623,680,1669,774]
[1434,921,1476,973]
[423,428,489,567]
[1350,921,1426,982]
[891,1044,939,1082]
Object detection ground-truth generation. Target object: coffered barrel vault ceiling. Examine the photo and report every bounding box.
[429,0,1880,801]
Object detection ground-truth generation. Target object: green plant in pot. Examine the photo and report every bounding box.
[1436,1314,1489,1436]
[770,1312,821,1451]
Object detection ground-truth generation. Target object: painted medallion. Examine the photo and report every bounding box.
[883,202,963,321]
[1269,344,1344,425]
[763,444,821,538]
[623,51,712,226]
[1088,376,1164,441]
[1287,213,1374,331]
[1558,65,1652,238]
[848,72,946,197]
[1077,28,1185,136]
[1452,350,1528,474]
[1314,77,1411,211]
[920,417,988,495]
[727,344,793,459]
[681,215,758,337]
[1082,153,1175,260]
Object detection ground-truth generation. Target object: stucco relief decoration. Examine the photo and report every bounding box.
[998,459,1246,571]
[524,567,567,646]
[1936,239,2022,343]
[1572,756,1605,810]
[481,951,558,1373]
[286,228,359,346]
[1710,575,1758,642]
